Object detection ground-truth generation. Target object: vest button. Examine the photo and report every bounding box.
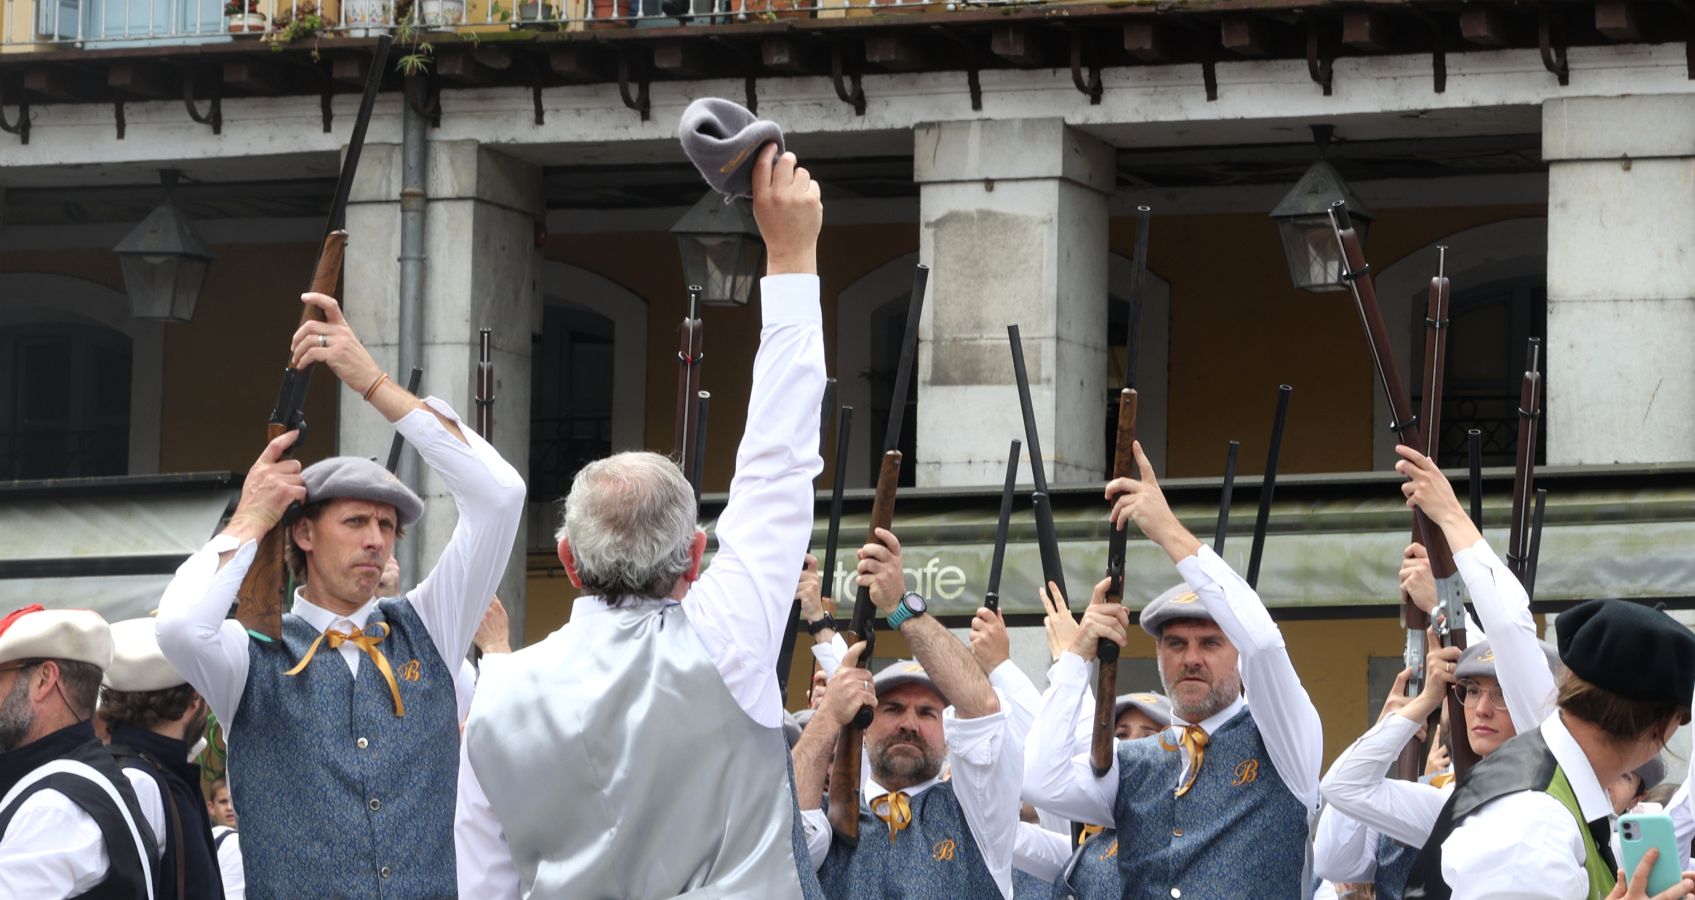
[380,866,391,879]
[1170,890,1181,899]
[357,737,369,749]
[369,798,381,811]
[1172,828,1183,837]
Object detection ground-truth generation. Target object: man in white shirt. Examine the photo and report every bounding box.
[0,607,155,898]
[1021,440,1323,900]
[464,143,826,899]
[793,528,1021,898]
[154,293,526,898]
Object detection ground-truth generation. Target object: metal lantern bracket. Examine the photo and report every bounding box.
[1068,27,1103,105]
[617,47,651,121]
[1306,16,1333,96]
[184,70,222,135]
[1539,5,1570,86]
[829,39,866,116]
[933,26,981,112]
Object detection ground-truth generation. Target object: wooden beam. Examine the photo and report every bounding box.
[990,26,1044,67]
[24,66,101,102]
[1122,21,1171,62]
[437,46,513,84]
[1220,16,1271,56]
[761,36,824,74]
[653,42,709,78]
[223,59,294,95]
[1460,6,1510,46]
[549,46,611,83]
[108,62,175,100]
[1594,0,1641,40]
[330,54,369,88]
[865,33,924,71]
[1342,11,1391,53]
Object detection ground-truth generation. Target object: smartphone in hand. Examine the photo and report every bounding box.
[1620,812,1684,895]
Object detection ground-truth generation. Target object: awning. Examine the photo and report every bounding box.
[0,473,239,622]
[703,463,1695,619]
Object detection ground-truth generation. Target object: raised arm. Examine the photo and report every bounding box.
[792,643,873,868]
[684,147,827,729]
[1109,441,1323,809]
[1020,577,1123,826]
[1397,445,1554,729]
[1312,805,1380,885]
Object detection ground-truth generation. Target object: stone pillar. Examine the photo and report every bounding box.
[1544,96,1695,465]
[913,118,1113,487]
[343,140,541,643]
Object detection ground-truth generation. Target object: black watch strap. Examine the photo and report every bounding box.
[804,613,837,635]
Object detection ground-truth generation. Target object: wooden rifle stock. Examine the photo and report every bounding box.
[234,231,348,639]
[828,449,902,843]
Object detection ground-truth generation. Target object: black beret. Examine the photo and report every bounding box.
[1556,599,1695,706]
[677,98,785,200]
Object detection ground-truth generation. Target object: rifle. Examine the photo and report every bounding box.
[1329,212,1466,780]
[984,439,1021,613]
[675,285,705,482]
[777,387,842,695]
[476,328,495,440]
[1092,204,1151,777]
[1007,325,1069,610]
[1467,429,1483,530]
[233,35,393,640]
[1245,386,1292,591]
[384,366,424,473]
[828,265,928,844]
[1215,441,1240,554]
[819,406,855,621]
[1524,489,1547,601]
[691,391,711,506]
[1506,338,1542,584]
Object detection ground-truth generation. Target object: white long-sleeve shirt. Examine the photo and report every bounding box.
[799,701,1025,898]
[1022,546,1323,825]
[1312,803,1379,884]
[1013,820,1073,886]
[212,827,245,900]
[154,397,526,730]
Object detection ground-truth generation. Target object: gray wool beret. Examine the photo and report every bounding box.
[1453,639,1562,681]
[1114,692,1174,729]
[1139,583,1213,638]
[1635,755,1668,793]
[678,97,785,199]
[301,456,424,526]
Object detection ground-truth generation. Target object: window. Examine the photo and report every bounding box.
[865,296,917,488]
[1412,275,1547,467]
[0,323,131,479]
[530,305,615,501]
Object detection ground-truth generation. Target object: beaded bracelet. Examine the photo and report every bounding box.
[362,372,390,402]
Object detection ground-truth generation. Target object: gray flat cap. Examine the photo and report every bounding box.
[793,708,815,731]
[1139,583,1213,638]
[782,711,802,749]
[1635,755,1668,792]
[678,98,785,199]
[1454,639,1561,681]
[873,659,949,707]
[302,456,424,526]
[1113,692,1173,729]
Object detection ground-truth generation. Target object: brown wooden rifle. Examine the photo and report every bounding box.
[1506,338,1542,585]
[675,286,705,484]
[827,264,928,844]
[233,36,393,640]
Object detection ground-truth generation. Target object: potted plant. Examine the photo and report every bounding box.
[225,0,268,32]
[268,1,327,45]
[418,0,465,28]
[343,0,394,34]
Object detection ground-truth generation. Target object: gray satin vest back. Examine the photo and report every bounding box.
[466,599,815,900]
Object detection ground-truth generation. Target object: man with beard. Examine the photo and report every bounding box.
[0,606,156,897]
[1022,441,1323,899]
[156,291,526,899]
[795,527,1021,899]
[101,617,224,899]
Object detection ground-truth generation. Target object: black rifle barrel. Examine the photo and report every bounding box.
[882,266,929,454]
[322,36,393,239]
[1215,440,1240,554]
[984,439,1022,613]
[691,391,710,506]
[1123,205,1151,391]
[821,406,855,609]
[1525,489,1548,602]
[820,377,837,456]
[1032,491,1066,605]
[1468,429,1484,530]
[1245,386,1292,590]
[1008,324,1050,494]
[384,366,425,473]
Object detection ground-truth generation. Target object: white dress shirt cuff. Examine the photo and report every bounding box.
[760,275,823,327]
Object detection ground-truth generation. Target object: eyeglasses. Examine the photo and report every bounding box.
[1456,681,1505,708]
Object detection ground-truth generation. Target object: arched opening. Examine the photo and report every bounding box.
[0,322,131,479]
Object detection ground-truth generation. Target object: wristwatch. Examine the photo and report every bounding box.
[803,613,837,635]
[886,592,928,629]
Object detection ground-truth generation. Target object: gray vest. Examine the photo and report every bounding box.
[1113,708,1309,899]
[229,599,459,899]
[818,780,1000,899]
[1056,828,1122,899]
[466,599,820,899]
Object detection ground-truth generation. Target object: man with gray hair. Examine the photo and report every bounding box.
[464,143,827,899]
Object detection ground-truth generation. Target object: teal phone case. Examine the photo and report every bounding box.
[1620,812,1683,895]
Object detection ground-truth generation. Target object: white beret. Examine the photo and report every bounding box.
[0,605,112,670]
[301,456,424,526]
[1139,583,1215,638]
[102,618,186,692]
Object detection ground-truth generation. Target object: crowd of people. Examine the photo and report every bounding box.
[1,139,1693,900]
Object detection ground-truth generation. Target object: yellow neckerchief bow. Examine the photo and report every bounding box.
[283,622,406,716]
[871,791,913,842]
[1158,724,1210,798]
[1428,771,1456,789]
[1077,823,1105,847]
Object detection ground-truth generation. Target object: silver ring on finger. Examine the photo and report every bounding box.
[319,335,329,349]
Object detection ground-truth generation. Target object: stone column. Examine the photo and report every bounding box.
[343,140,541,642]
[913,118,1113,487]
[1544,96,1695,465]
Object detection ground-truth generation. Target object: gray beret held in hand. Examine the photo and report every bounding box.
[302,456,425,526]
[678,97,785,199]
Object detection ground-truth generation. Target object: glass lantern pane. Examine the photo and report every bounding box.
[1277,215,1348,293]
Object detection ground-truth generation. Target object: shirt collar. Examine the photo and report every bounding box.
[1170,694,1247,736]
[864,774,943,808]
[291,589,378,634]
[1542,712,1615,823]
[570,595,677,622]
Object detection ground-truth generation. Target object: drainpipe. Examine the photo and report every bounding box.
[397,94,427,589]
